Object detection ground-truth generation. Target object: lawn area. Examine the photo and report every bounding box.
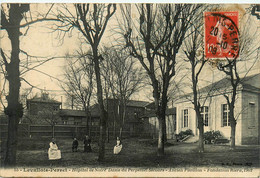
[1,137,259,168]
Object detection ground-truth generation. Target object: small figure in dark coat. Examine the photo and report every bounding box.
[72,137,78,152]
[83,135,92,152]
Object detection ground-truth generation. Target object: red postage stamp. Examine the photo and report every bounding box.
[204,12,239,60]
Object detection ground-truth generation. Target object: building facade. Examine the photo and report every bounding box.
[141,108,176,139]
[175,74,260,145]
[25,92,62,124]
[104,99,150,137]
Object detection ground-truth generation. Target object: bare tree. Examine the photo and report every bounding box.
[0,3,63,166]
[100,46,144,138]
[217,14,260,149]
[61,51,94,136]
[182,9,209,152]
[54,4,116,161]
[38,104,60,138]
[1,4,30,166]
[19,87,34,124]
[120,4,202,156]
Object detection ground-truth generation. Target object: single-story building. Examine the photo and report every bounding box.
[59,109,87,125]
[175,73,260,145]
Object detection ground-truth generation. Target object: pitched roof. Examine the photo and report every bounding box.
[144,102,156,109]
[90,99,150,118]
[59,109,86,117]
[240,73,260,91]
[141,107,176,118]
[126,100,150,108]
[90,104,101,117]
[27,97,61,104]
[199,73,260,94]
[179,73,260,101]
[105,98,150,108]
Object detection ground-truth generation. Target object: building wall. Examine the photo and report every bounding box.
[166,114,176,139]
[241,91,259,145]
[61,116,86,125]
[210,92,242,145]
[28,102,60,116]
[106,101,146,136]
[176,102,196,135]
[175,91,245,145]
[145,114,176,139]
[26,101,61,125]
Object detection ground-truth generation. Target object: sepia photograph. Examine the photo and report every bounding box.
[0,2,259,177]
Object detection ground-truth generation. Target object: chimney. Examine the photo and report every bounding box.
[41,92,49,100]
[61,96,63,109]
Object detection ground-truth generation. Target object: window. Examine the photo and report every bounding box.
[74,118,82,125]
[222,104,230,126]
[248,102,256,127]
[30,104,38,115]
[92,121,99,126]
[200,106,209,126]
[53,106,59,111]
[183,109,188,128]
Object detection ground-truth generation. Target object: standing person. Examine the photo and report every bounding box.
[83,135,92,152]
[72,137,79,152]
[113,137,122,155]
[48,138,61,160]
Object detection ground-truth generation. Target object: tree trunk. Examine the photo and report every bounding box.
[93,47,107,161]
[198,116,204,153]
[119,101,126,138]
[52,125,55,138]
[119,128,122,138]
[157,113,165,156]
[113,117,116,138]
[161,95,167,143]
[98,110,107,161]
[84,108,90,136]
[4,114,20,167]
[230,117,236,150]
[228,103,236,149]
[163,118,167,142]
[107,127,109,143]
[159,80,169,151]
[158,103,167,156]
[87,115,90,136]
[195,107,204,152]
[112,99,118,138]
[89,115,92,137]
[152,80,167,156]
[4,4,26,167]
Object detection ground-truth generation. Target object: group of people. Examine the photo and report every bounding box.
[48,136,123,160]
[72,135,92,153]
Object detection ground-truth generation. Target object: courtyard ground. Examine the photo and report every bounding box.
[0,137,259,168]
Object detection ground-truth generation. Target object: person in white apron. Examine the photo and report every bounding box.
[113,137,122,154]
[48,138,61,160]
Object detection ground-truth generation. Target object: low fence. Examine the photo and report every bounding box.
[0,124,92,140]
[0,124,154,140]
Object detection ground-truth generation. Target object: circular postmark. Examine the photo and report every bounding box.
[204,12,240,66]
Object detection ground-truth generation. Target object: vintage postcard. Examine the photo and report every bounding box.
[0,2,259,177]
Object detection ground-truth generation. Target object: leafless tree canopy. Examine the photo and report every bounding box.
[120,4,203,155]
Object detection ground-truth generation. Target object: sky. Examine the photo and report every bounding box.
[0,3,260,109]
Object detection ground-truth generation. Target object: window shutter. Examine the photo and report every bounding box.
[221,104,223,127]
[181,109,183,128]
[187,109,189,127]
[207,106,210,127]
